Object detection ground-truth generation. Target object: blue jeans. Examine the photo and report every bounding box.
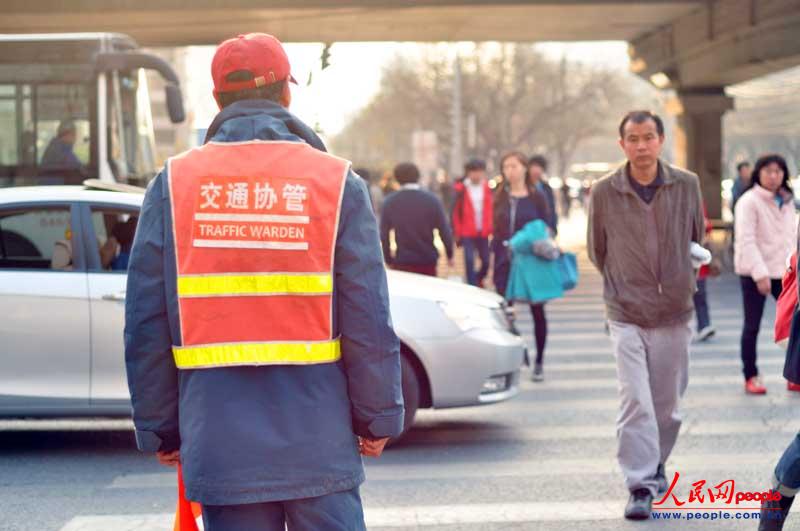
[774,433,800,496]
[693,278,711,331]
[462,236,490,286]
[202,487,366,531]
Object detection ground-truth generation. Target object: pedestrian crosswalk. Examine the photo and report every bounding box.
[51,239,800,530]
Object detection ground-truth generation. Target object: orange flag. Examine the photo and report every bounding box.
[174,464,203,531]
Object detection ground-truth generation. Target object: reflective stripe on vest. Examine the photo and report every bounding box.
[167,140,349,369]
[176,273,333,297]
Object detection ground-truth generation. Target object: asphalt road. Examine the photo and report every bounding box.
[2,237,799,530]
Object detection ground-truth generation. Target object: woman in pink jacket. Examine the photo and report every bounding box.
[734,154,798,395]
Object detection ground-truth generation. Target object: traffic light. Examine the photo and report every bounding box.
[321,43,332,70]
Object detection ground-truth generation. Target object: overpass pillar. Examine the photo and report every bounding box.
[672,89,734,220]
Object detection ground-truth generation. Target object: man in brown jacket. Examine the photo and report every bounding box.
[587,110,705,520]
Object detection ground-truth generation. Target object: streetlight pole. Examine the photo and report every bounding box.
[450,55,463,180]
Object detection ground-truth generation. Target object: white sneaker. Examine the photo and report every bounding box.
[696,326,716,342]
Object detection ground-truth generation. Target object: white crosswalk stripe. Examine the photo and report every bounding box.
[60,502,623,530]
[52,247,794,530]
[545,357,785,372]
[104,446,789,492]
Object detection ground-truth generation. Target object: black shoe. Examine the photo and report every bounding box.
[625,488,653,520]
[656,463,669,495]
[759,493,794,530]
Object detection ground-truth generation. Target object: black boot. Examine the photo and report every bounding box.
[655,463,668,495]
[759,493,794,530]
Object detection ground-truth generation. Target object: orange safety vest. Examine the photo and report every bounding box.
[167,140,349,369]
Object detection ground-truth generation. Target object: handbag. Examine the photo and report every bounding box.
[558,252,578,291]
[783,306,800,384]
[778,252,800,383]
[531,238,560,261]
[775,252,797,347]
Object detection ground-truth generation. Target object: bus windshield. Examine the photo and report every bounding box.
[0,63,158,187]
[107,68,157,186]
[0,66,94,186]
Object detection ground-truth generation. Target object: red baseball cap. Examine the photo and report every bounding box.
[211,33,297,95]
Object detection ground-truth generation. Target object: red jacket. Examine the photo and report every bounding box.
[452,180,493,239]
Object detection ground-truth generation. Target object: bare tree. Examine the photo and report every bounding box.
[332,44,661,175]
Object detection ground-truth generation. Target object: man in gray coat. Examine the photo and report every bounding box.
[587,110,705,520]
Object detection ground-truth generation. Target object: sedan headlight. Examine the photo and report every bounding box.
[438,301,508,332]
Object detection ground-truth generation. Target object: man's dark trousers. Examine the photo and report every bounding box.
[202,487,366,530]
[462,236,490,286]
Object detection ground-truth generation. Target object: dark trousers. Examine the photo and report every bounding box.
[491,238,510,297]
[392,263,437,277]
[693,278,711,331]
[740,276,783,380]
[462,236,490,286]
[510,301,547,365]
[530,303,547,365]
[202,487,366,531]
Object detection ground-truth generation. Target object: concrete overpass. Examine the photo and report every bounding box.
[5,0,799,217]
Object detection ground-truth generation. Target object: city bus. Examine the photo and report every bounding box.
[0,33,184,188]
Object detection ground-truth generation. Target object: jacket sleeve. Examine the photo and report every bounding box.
[335,172,405,439]
[545,184,558,236]
[509,221,542,254]
[485,187,494,236]
[435,197,455,260]
[379,199,393,265]
[124,173,180,453]
[735,196,769,281]
[690,177,705,244]
[587,185,606,272]
[732,179,743,211]
[451,191,463,241]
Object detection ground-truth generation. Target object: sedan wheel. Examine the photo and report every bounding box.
[393,354,420,443]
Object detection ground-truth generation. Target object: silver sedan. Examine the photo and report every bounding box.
[0,186,525,438]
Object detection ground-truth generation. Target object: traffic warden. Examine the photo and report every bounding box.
[124,33,404,530]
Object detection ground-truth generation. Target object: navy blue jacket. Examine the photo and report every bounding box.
[124,100,404,505]
[380,186,454,266]
[40,137,82,169]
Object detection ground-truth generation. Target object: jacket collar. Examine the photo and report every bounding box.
[203,99,327,152]
[752,183,793,204]
[610,159,673,194]
[455,179,490,192]
[752,184,774,200]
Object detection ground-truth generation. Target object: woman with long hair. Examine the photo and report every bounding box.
[492,151,556,382]
[734,153,798,395]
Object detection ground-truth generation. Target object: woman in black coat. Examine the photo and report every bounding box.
[491,151,553,382]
